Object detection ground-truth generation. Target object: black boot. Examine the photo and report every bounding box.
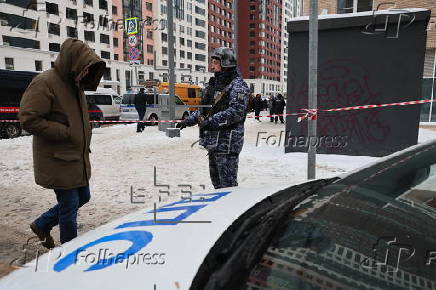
[30,222,55,249]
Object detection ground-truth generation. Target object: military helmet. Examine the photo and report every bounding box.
[211,47,237,68]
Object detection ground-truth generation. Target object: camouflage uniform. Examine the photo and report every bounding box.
[185,71,249,189]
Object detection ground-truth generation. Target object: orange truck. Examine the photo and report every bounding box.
[142,80,202,112]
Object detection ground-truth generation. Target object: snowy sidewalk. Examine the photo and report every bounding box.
[0,114,435,276]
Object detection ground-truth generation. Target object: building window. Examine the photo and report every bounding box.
[84,30,95,42]
[337,0,372,13]
[49,43,60,52]
[100,33,110,44]
[195,42,205,50]
[146,2,152,11]
[147,45,153,53]
[99,0,108,10]
[162,47,168,54]
[67,26,78,38]
[114,54,119,60]
[46,2,59,15]
[147,59,154,65]
[5,57,14,70]
[103,67,111,80]
[112,5,117,15]
[162,60,168,66]
[2,36,40,49]
[35,60,42,71]
[187,52,192,60]
[146,31,153,39]
[195,65,205,72]
[180,50,185,58]
[195,30,205,39]
[195,54,205,61]
[84,0,93,6]
[195,18,205,27]
[180,37,185,46]
[99,15,109,28]
[0,13,39,31]
[194,6,205,15]
[161,32,168,42]
[83,12,94,24]
[113,37,118,47]
[66,8,77,20]
[187,39,192,47]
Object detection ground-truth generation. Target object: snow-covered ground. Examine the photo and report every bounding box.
[0,113,435,276]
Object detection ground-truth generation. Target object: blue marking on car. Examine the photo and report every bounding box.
[53,231,153,272]
[53,191,231,272]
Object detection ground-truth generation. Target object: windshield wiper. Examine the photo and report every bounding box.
[190,178,339,290]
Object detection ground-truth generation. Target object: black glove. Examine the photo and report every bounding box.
[176,120,187,130]
[198,116,210,129]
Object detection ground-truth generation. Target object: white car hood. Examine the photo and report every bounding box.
[0,185,288,290]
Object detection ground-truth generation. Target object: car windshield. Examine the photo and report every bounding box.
[121,94,136,105]
[88,94,112,105]
[242,143,436,290]
[191,142,436,290]
[175,96,185,105]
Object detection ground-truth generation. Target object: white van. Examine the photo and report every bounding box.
[120,91,190,124]
[85,88,121,121]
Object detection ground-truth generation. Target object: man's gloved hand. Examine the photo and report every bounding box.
[176,120,188,130]
[198,115,210,129]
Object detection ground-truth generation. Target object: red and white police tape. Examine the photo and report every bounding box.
[1,98,435,123]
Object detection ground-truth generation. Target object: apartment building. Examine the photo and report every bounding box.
[238,0,283,97]
[155,0,212,86]
[280,0,303,94]
[208,0,236,57]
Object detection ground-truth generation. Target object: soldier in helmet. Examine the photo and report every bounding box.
[177,47,249,189]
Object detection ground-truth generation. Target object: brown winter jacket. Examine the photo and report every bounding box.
[19,39,106,190]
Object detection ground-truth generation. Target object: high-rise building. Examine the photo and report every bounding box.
[281,0,303,95]
[208,0,236,58]
[237,0,283,96]
[155,0,211,86]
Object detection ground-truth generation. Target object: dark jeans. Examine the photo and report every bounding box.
[34,186,91,244]
[136,108,146,132]
[255,110,261,120]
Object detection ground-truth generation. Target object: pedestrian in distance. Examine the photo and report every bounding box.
[253,94,264,122]
[134,87,147,133]
[273,93,286,124]
[19,38,106,248]
[268,95,275,122]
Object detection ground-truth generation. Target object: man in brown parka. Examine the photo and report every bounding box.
[19,39,106,247]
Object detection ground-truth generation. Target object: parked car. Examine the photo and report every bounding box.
[120,90,190,125]
[0,69,38,139]
[84,88,121,122]
[1,140,436,290]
